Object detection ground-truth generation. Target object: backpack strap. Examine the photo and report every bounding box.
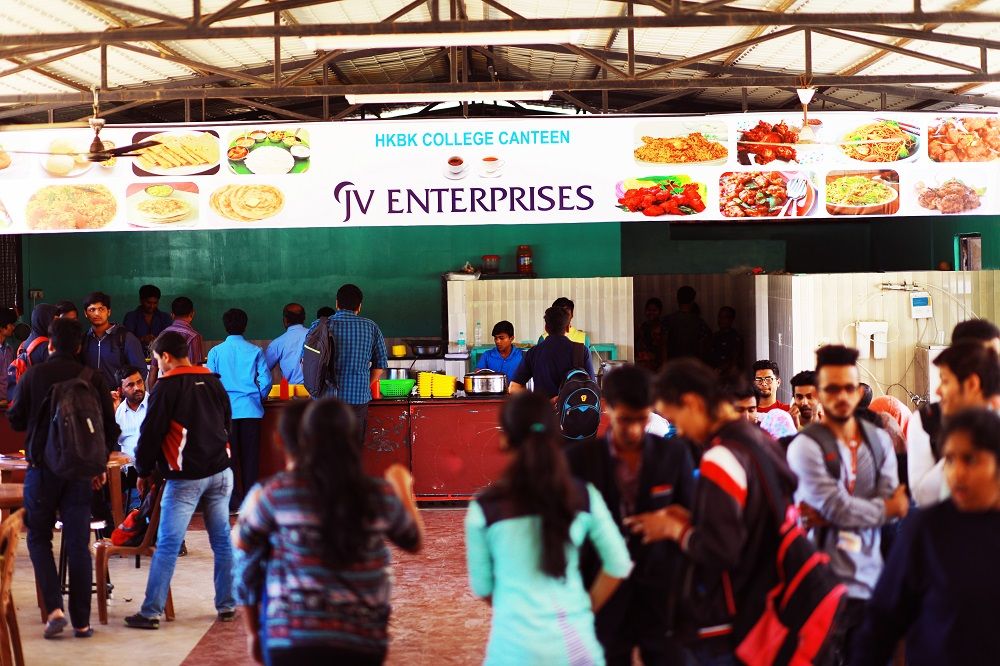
[113,325,129,367]
[23,336,48,359]
[856,419,886,478]
[800,423,841,482]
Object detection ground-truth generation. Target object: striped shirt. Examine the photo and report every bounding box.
[234,472,419,653]
[318,310,388,404]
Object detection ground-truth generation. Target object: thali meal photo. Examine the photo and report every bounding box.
[839,119,919,163]
[227,128,310,175]
[615,176,707,217]
[131,130,220,176]
[210,184,284,222]
[736,118,824,166]
[719,171,815,219]
[126,182,199,228]
[825,171,900,216]
[26,184,117,230]
[915,177,984,214]
[633,120,728,165]
[928,117,1000,162]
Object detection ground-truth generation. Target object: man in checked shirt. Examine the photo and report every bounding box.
[315,283,388,443]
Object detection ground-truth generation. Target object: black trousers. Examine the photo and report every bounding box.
[229,418,261,511]
[597,578,684,666]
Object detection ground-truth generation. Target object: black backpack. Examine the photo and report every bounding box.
[557,343,601,440]
[302,316,336,398]
[43,367,108,480]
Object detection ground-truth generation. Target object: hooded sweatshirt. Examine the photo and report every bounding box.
[6,303,57,395]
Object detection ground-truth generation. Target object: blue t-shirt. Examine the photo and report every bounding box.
[476,346,524,379]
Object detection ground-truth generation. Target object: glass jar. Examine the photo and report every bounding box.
[516,245,533,274]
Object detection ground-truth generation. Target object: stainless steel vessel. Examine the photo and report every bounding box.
[463,369,507,395]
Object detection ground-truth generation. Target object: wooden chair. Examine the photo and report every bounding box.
[93,483,174,625]
[0,509,25,666]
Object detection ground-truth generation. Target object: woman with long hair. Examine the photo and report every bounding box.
[234,398,423,665]
[465,392,632,665]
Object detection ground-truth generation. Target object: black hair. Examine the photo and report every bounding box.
[551,297,575,313]
[815,345,859,372]
[54,300,78,317]
[790,370,818,389]
[645,297,663,311]
[298,398,379,567]
[48,317,83,353]
[139,284,161,301]
[942,408,1000,460]
[934,342,1000,398]
[277,400,311,461]
[952,319,1000,345]
[719,306,736,318]
[336,284,363,312]
[223,308,248,335]
[151,330,189,359]
[83,291,111,310]
[602,363,652,409]
[316,306,335,318]
[653,358,727,414]
[491,320,514,337]
[0,308,16,327]
[497,392,577,579]
[115,364,143,387]
[858,383,874,410]
[724,377,759,403]
[543,306,570,335]
[171,296,194,317]
[677,286,696,305]
[283,303,306,326]
[752,359,781,377]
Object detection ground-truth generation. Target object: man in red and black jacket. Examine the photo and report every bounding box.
[124,331,236,631]
[626,358,797,666]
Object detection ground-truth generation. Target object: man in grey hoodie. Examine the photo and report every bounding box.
[786,345,909,666]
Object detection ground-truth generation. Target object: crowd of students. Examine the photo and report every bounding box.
[4,283,999,665]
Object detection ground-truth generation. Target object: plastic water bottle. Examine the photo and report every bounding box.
[457,330,466,349]
[474,321,483,346]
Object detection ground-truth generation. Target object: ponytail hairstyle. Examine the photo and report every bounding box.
[498,392,579,579]
[297,398,379,567]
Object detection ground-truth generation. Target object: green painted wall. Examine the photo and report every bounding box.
[21,223,622,339]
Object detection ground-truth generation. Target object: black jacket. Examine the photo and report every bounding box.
[565,432,695,587]
[135,365,231,481]
[7,351,119,467]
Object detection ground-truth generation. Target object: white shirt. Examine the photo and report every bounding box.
[906,409,946,507]
[115,395,149,463]
[646,412,672,438]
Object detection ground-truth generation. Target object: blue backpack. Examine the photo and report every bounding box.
[557,343,601,440]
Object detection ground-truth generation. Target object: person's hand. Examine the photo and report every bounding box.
[247,632,263,664]
[91,472,107,490]
[798,502,829,529]
[623,508,689,544]
[815,404,824,422]
[137,476,150,495]
[110,390,121,410]
[884,485,910,520]
[384,464,413,498]
[788,403,801,428]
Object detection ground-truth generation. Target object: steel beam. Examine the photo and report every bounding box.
[815,27,980,73]
[80,0,192,26]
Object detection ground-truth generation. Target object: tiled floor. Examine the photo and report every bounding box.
[13,508,489,665]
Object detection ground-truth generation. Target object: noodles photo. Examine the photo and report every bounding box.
[826,175,895,206]
[840,121,917,162]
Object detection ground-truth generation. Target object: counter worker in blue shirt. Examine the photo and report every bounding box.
[264,303,307,385]
[476,320,524,380]
[122,285,172,356]
[113,365,148,512]
[316,283,389,445]
[207,309,270,513]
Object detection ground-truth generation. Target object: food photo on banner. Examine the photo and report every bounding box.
[0,111,998,233]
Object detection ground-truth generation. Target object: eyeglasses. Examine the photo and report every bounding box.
[821,384,859,395]
[754,376,776,385]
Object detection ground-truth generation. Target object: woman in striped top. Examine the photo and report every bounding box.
[234,398,423,666]
[465,392,633,665]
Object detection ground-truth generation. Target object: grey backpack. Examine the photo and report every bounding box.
[302,317,336,398]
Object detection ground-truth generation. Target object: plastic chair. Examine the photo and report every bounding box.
[93,483,174,625]
[0,509,25,666]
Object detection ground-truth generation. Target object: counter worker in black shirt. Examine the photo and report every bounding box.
[509,306,595,400]
[8,317,119,639]
[565,363,695,665]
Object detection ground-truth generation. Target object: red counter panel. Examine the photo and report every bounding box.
[362,401,411,478]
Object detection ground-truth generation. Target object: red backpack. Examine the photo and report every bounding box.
[7,336,48,386]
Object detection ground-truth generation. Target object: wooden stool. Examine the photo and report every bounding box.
[0,486,23,523]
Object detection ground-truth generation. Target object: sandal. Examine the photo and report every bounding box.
[74,627,94,638]
[43,616,67,639]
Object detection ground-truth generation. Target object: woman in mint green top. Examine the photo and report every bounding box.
[465,393,632,666]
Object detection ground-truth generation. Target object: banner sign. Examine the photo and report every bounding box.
[0,112,995,234]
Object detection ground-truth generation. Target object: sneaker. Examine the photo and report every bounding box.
[43,616,67,639]
[124,614,159,630]
[218,610,236,622]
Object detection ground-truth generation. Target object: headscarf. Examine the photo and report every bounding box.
[870,395,912,438]
[760,408,797,440]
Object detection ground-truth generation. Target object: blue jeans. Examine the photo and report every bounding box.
[139,468,235,618]
[24,467,94,629]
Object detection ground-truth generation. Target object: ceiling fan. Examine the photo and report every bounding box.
[0,86,160,162]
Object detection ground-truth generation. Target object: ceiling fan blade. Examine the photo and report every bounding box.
[106,140,160,156]
[2,149,88,156]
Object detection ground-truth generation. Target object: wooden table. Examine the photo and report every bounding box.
[0,451,132,527]
[0,484,23,521]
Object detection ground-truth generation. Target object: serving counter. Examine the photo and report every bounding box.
[261,396,509,500]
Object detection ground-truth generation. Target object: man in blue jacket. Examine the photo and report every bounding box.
[81,291,147,389]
